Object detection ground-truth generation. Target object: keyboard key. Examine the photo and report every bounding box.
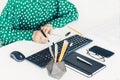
[26,35,93,68]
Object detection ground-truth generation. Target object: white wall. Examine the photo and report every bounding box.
[68,0,120,43]
[0,0,7,13]
[69,0,120,29]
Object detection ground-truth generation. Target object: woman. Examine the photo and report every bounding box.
[0,0,78,46]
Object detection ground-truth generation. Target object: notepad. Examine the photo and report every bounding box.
[64,52,106,77]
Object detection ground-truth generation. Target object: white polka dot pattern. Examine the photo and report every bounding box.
[0,0,78,45]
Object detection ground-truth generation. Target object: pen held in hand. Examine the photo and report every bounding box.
[41,29,47,37]
[40,30,49,42]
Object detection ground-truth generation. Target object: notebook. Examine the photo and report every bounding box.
[64,52,106,77]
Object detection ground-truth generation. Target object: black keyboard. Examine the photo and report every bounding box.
[26,35,93,68]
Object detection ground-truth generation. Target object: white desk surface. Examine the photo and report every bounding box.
[0,23,120,80]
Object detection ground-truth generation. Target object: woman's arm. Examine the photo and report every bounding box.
[0,0,34,45]
[49,0,79,28]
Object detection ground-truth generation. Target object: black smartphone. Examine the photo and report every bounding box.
[88,46,114,58]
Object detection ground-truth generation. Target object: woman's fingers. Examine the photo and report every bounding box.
[32,30,48,43]
[32,24,53,43]
[41,24,53,34]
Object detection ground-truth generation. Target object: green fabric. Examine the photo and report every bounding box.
[0,0,78,46]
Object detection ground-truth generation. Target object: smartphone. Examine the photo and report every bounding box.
[88,46,114,58]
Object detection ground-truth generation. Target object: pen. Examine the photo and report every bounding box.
[77,56,92,66]
[54,44,58,63]
[40,30,50,42]
[49,45,54,58]
[68,26,82,35]
[65,32,71,36]
[41,29,47,37]
[58,40,69,62]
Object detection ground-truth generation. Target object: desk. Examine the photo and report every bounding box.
[0,24,120,80]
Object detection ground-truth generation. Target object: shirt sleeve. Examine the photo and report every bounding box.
[49,0,79,28]
[0,0,34,46]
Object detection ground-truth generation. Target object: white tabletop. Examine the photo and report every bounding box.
[0,24,120,80]
[0,23,120,80]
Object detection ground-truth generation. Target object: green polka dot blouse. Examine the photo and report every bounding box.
[0,0,78,46]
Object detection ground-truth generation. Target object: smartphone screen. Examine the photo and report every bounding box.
[89,46,114,58]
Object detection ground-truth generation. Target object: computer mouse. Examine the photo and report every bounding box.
[10,51,25,62]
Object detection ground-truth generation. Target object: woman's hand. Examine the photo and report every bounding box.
[32,30,48,43]
[32,24,53,44]
[41,24,53,34]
